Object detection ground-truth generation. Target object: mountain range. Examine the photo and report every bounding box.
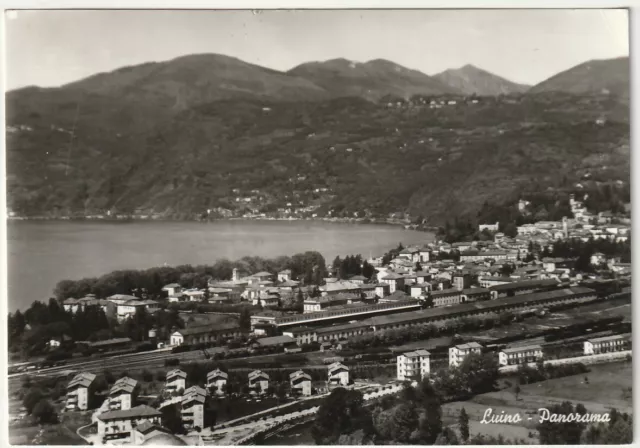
[6,54,630,223]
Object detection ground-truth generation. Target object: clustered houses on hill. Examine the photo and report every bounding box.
[62,293,159,322]
[76,362,343,444]
[163,268,299,308]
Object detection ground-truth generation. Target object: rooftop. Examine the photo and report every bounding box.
[207,369,228,380]
[249,370,270,380]
[68,372,96,389]
[461,288,490,295]
[502,344,542,353]
[166,369,187,380]
[174,323,240,336]
[489,278,560,292]
[98,405,161,421]
[587,333,631,343]
[315,320,372,334]
[369,287,594,327]
[289,370,311,380]
[255,335,296,346]
[455,342,483,350]
[403,349,431,358]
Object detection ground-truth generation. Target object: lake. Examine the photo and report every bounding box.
[7,220,433,312]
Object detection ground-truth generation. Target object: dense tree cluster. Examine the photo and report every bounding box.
[331,254,376,280]
[516,359,590,385]
[312,353,502,445]
[539,237,631,269]
[7,298,184,357]
[580,408,633,444]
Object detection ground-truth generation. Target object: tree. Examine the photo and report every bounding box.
[23,388,44,414]
[503,222,518,238]
[32,399,58,424]
[456,352,500,395]
[312,388,372,445]
[537,401,587,444]
[141,369,153,382]
[458,408,469,441]
[415,380,443,444]
[373,402,419,443]
[276,382,287,402]
[238,308,251,331]
[332,256,342,277]
[8,310,26,347]
[434,427,459,445]
[581,409,632,444]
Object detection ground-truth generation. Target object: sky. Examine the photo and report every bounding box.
[4,9,629,91]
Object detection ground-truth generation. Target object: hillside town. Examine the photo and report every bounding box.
[6,9,631,447]
[8,191,632,446]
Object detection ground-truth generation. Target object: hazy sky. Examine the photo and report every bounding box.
[5,9,629,90]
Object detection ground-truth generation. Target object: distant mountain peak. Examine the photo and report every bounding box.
[433,64,530,96]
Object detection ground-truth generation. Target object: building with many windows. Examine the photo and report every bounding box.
[66,372,96,411]
[327,362,350,386]
[431,288,462,307]
[108,377,138,411]
[248,370,270,395]
[206,369,228,395]
[97,405,162,443]
[181,386,207,430]
[584,334,630,355]
[449,342,482,367]
[498,345,543,366]
[165,369,187,393]
[397,349,431,381]
[290,370,312,396]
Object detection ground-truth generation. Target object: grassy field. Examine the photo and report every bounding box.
[443,360,632,443]
[9,409,92,445]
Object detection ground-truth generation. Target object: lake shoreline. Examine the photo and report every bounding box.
[8,220,434,313]
[6,215,437,232]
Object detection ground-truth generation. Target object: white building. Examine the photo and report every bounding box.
[116,299,159,322]
[278,269,292,282]
[449,342,482,367]
[380,273,405,293]
[248,370,270,395]
[108,377,138,411]
[66,372,96,411]
[327,362,350,386]
[165,369,187,393]
[181,386,207,430]
[498,345,543,366]
[184,289,206,302]
[478,222,499,232]
[161,283,182,297]
[397,349,430,381]
[97,405,161,443]
[290,370,312,396]
[584,334,630,355]
[206,369,228,395]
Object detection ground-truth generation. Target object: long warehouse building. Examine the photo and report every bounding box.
[280,287,596,343]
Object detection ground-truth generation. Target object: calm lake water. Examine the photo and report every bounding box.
[7,220,432,312]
